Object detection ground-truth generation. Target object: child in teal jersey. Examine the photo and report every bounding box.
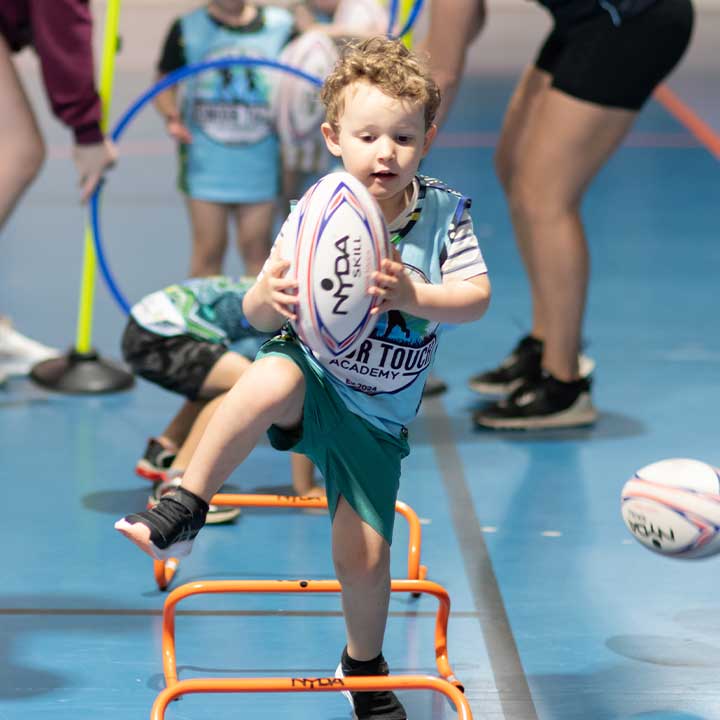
[153,1,294,278]
[117,38,490,719]
[122,275,322,523]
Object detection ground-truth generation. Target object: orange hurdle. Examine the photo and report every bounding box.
[153,495,427,590]
[161,578,462,691]
[151,675,473,720]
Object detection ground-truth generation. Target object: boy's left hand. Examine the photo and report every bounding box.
[368,248,416,315]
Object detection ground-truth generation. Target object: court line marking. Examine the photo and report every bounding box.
[654,84,720,161]
[423,397,540,720]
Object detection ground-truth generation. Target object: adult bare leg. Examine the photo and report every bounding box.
[505,88,636,380]
[494,65,553,337]
[0,34,45,229]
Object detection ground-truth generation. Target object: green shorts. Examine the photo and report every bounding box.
[256,335,410,544]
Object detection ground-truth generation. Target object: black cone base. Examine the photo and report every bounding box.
[30,348,134,394]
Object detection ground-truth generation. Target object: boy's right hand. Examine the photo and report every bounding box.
[165,115,192,144]
[258,249,298,321]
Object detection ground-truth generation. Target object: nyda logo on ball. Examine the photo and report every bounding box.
[318,233,361,316]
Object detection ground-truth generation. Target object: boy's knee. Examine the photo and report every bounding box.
[250,354,305,417]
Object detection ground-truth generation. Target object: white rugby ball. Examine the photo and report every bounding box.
[333,0,389,35]
[274,31,338,147]
[281,171,390,359]
[621,458,720,559]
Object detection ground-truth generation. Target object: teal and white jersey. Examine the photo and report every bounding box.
[177,7,294,202]
[273,175,487,436]
[130,276,269,349]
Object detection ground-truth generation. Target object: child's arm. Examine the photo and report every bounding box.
[153,18,192,143]
[153,83,192,144]
[242,246,299,332]
[370,249,491,324]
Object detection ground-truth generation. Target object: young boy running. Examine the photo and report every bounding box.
[116,37,490,719]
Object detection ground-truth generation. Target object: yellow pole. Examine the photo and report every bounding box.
[75,0,122,354]
[399,0,415,48]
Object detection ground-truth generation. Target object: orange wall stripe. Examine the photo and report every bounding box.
[654,84,720,161]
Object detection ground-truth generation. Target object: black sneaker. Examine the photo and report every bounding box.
[468,335,543,396]
[114,486,209,560]
[149,476,241,525]
[335,647,407,720]
[473,372,598,430]
[135,438,176,482]
[422,372,448,397]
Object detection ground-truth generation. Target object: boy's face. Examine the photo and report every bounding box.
[321,82,436,219]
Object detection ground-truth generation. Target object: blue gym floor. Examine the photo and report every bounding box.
[1,8,719,720]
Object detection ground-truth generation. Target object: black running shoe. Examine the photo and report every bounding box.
[135,437,176,482]
[335,647,407,719]
[149,476,241,525]
[115,486,209,560]
[468,335,543,396]
[473,372,598,430]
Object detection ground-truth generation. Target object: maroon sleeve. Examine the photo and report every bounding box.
[29,0,104,144]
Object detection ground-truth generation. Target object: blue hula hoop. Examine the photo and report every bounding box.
[90,57,323,316]
[387,0,425,41]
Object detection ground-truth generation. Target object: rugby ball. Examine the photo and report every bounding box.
[333,0,389,34]
[621,458,720,559]
[275,31,338,148]
[280,171,391,359]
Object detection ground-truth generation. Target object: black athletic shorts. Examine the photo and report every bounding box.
[121,317,227,400]
[535,0,694,111]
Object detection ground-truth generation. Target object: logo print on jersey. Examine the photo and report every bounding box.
[190,46,273,144]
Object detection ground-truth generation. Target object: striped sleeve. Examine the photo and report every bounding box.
[440,207,487,282]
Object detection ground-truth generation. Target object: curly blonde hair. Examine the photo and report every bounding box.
[320,36,441,131]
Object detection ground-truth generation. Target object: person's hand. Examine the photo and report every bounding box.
[73,138,118,202]
[369,247,416,314]
[258,247,298,321]
[165,115,193,145]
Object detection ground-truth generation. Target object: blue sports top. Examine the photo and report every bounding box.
[271,175,488,437]
[159,6,294,202]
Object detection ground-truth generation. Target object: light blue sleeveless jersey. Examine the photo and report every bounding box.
[299,176,484,437]
[178,7,293,202]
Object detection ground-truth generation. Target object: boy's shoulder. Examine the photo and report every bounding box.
[417,174,470,206]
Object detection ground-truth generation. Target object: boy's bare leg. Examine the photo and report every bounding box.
[158,400,204,452]
[332,496,391,661]
[290,453,324,497]
[116,356,306,556]
[156,353,254,460]
[186,198,230,277]
[170,394,226,471]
